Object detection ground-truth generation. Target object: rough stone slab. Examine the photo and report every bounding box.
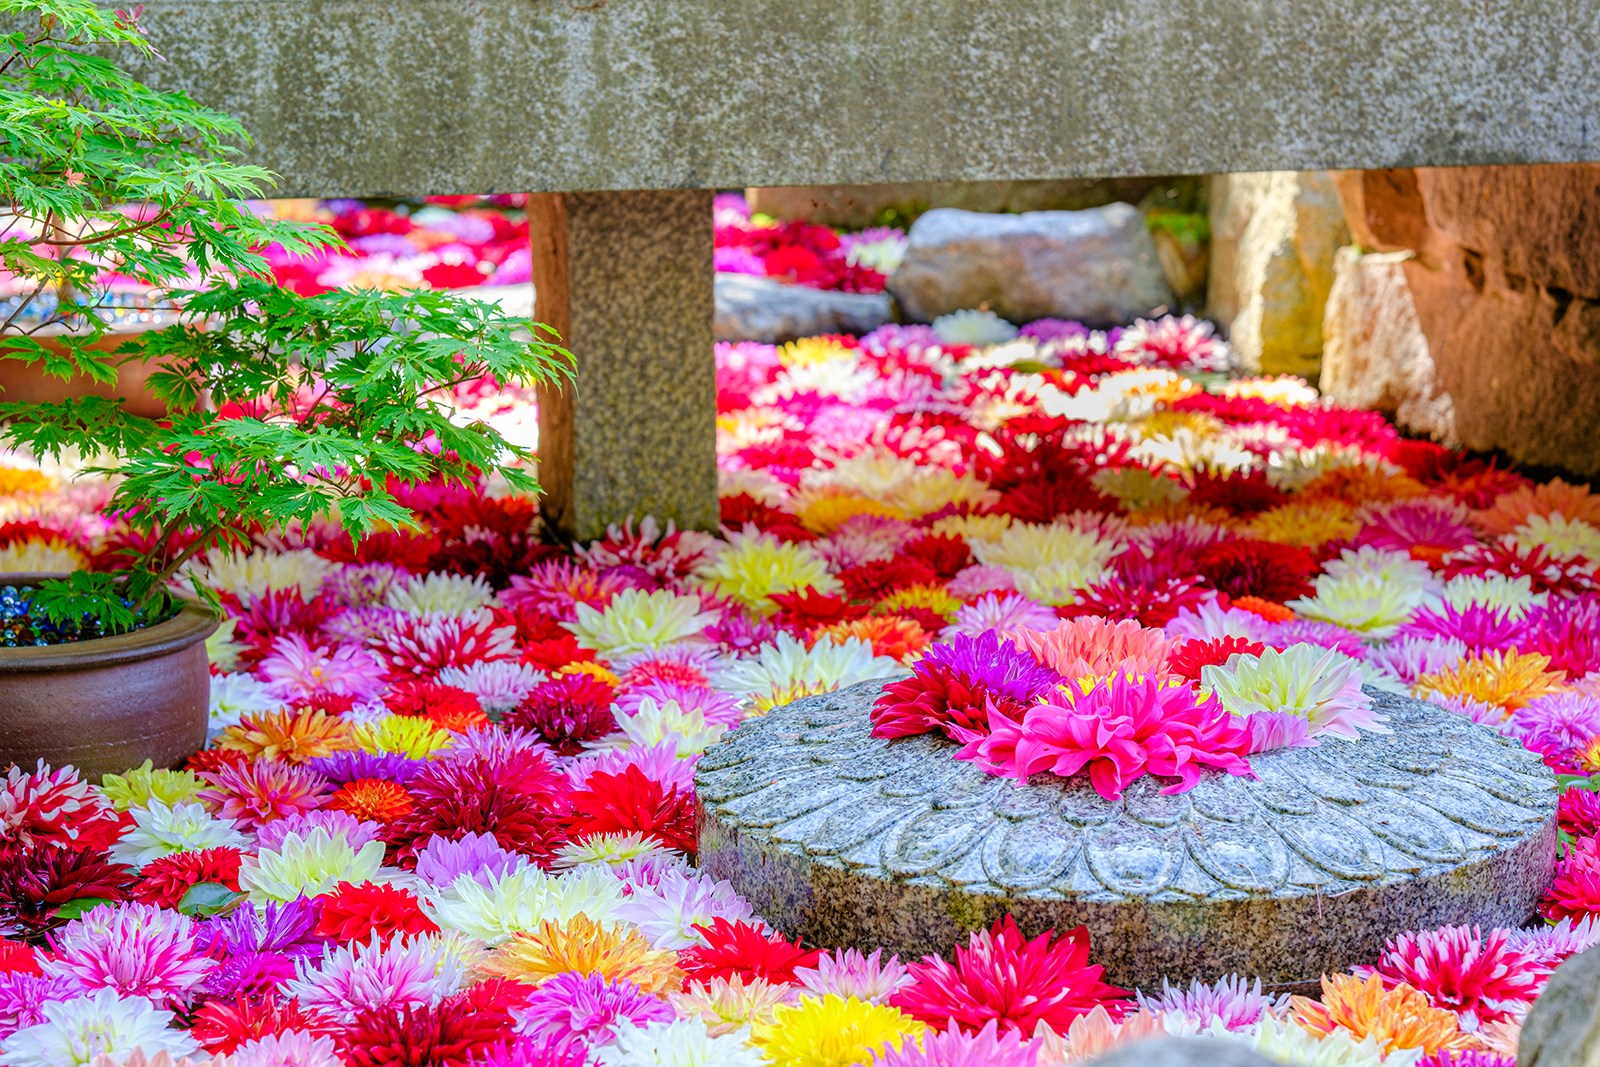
[118,1,1600,198]
[888,206,1173,327]
[713,274,893,343]
[1516,944,1600,1067]
[531,190,717,542]
[696,681,1558,989]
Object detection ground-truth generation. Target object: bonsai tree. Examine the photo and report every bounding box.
[0,0,570,635]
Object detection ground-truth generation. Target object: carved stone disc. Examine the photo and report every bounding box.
[695,680,1558,988]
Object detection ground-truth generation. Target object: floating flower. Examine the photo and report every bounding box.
[596,1018,766,1067]
[338,995,505,1067]
[962,676,1253,800]
[349,715,456,759]
[420,867,623,945]
[1243,501,1361,548]
[1511,513,1600,562]
[108,800,249,870]
[668,975,797,1037]
[479,914,682,994]
[237,827,387,903]
[615,699,729,758]
[196,758,331,830]
[258,634,388,703]
[513,972,674,1048]
[1202,644,1383,747]
[1360,924,1541,1029]
[507,674,618,755]
[219,707,353,765]
[1415,649,1568,715]
[315,881,440,947]
[718,633,902,710]
[0,989,199,1067]
[693,527,841,614]
[569,767,696,856]
[415,831,527,890]
[376,609,519,678]
[255,809,382,852]
[327,777,414,823]
[870,630,1060,741]
[1291,973,1470,1057]
[568,589,719,656]
[284,931,462,1024]
[0,762,123,851]
[1135,974,1289,1029]
[942,594,1059,639]
[679,918,820,986]
[233,1030,343,1067]
[387,572,497,615]
[385,751,572,868]
[1005,617,1172,680]
[811,616,932,663]
[794,948,914,1005]
[133,848,241,909]
[613,869,757,951]
[98,762,203,814]
[750,994,924,1067]
[43,902,215,1007]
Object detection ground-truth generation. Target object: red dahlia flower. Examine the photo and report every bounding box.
[1559,789,1600,838]
[385,680,483,719]
[338,996,511,1067]
[1543,837,1600,923]
[134,847,242,909]
[889,915,1130,1036]
[0,762,123,851]
[384,751,572,867]
[568,766,696,855]
[680,918,821,986]
[191,992,333,1053]
[837,559,939,602]
[1196,539,1318,603]
[1187,470,1288,517]
[898,535,975,580]
[505,674,618,755]
[315,881,439,947]
[769,588,869,631]
[0,843,136,936]
[1057,575,1213,628]
[519,635,599,674]
[1166,637,1269,682]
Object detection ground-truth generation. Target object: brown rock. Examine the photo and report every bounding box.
[1329,164,1600,476]
[1517,944,1600,1067]
[1207,172,1349,377]
[1320,247,1457,443]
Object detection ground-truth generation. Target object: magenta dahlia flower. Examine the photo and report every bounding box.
[888,915,1129,1036]
[512,972,673,1047]
[870,631,1061,741]
[42,901,217,1007]
[958,676,1254,800]
[1360,924,1543,1029]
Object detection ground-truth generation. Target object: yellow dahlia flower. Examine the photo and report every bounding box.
[750,995,924,1067]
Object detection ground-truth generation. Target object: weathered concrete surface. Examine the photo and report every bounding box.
[714,274,893,343]
[123,1,1600,198]
[697,681,1557,990]
[889,206,1173,327]
[1208,172,1348,377]
[747,179,1172,228]
[1320,248,1457,443]
[531,190,718,542]
[1332,165,1600,477]
[1518,944,1600,1067]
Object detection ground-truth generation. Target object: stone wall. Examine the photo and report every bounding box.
[746,178,1170,228]
[1207,172,1349,378]
[1327,165,1600,477]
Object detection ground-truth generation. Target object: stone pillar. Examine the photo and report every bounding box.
[1206,171,1349,379]
[529,190,718,543]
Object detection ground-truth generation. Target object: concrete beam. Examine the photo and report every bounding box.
[127,0,1600,199]
[531,189,718,542]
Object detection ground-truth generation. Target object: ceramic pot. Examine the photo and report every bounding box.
[0,574,217,781]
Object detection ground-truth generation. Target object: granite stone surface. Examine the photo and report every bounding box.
[117,1,1600,199]
[713,274,892,343]
[889,205,1174,327]
[1516,944,1600,1067]
[533,190,718,542]
[696,680,1559,989]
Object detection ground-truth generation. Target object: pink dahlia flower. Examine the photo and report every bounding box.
[959,676,1253,799]
[42,901,217,1008]
[872,1018,1037,1067]
[258,633,388,702]
[888,915,1129,1037]
[197,759,332,831]
[1360,924,1543,1030]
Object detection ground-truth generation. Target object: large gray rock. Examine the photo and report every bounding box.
[697,681,1557,989]
[713,274,893,344]
[1518,945,1600,1067]
[1085,1039,1279,1067]
[888,206,1174,327]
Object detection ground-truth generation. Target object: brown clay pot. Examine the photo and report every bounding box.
[0,574,218,781]
[0,332,175,419]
